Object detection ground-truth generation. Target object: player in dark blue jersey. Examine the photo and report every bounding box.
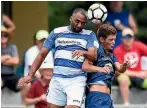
[82,24,131,108]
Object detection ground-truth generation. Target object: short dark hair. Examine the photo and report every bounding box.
[72,8,87,20]
[97,23,116,39]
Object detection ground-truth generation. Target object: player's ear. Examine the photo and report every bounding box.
[70,16,72,22]
[100,37,104,43]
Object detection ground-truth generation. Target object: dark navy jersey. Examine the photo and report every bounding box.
[87,44,117,89]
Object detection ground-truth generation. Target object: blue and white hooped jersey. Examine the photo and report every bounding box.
[43,26,99,78]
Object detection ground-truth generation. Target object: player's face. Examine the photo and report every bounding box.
[70,12,86,33]
[103,34,116,51]
[1,32,9,44]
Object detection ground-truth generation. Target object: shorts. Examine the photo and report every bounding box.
[113,74,147,89]
[46,76,86,107]
[1,74,21,92]
[86,91,114,108]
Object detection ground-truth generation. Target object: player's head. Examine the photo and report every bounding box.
[70,8,87,33]
[1,26,11,45]
[110,1,123,12]
[97,24,116,51]
[121,28,134,48]
[35,30,48,49]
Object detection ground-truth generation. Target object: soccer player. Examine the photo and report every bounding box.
[82,24,130,108]
[18,8,99,108]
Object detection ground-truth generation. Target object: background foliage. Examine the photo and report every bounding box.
[48,1,147,43]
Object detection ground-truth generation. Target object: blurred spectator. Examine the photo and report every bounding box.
[24,65,53,108]
[114,28,147,105]
[1,14,16,33]
[21,30,54,104]
[1,26,20,92]
[106,1,138,48]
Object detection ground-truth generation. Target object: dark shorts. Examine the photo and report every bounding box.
[2,74,21,92]
[86,91,114,108]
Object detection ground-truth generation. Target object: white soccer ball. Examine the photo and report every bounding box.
[88,3,108,24]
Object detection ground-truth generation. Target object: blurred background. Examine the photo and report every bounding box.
[1,1,147,108]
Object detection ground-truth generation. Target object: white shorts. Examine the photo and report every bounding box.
[46,76,86,107]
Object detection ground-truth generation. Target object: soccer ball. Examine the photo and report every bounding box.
[88,3,108,24]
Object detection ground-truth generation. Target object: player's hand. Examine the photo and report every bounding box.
[18,75,32,88]
[39,94,47,101]
[122,61,131,68]
[72,50,85,60]
[98,67,111,74]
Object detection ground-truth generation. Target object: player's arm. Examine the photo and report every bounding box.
[82,59,110,73]
[28,47,49,77]
[115,61,130,73]
[72,32,99,62]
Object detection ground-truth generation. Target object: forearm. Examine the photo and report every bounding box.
[1,57,9,63]
[2,58,19,66]
[28,53,46,77]
[24,97,41,105]
[118,64,127,73]
[84,51,97,62]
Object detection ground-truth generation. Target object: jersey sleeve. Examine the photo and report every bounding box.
[43,30,55,50]
[113,55,118,63]
[86,32,99,49]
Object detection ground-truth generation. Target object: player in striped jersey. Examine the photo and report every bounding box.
[18,8,99,108]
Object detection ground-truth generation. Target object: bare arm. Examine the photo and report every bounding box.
[28,47,49,77]
[115,61,130,73]
[3,14,16,33]
[129,14,138,34]
[82,59,110,73]
[2,56,19,66]
[1,55,11,63]
[84,47,97,61]
[24,97,42,106]
[72,47,97,62]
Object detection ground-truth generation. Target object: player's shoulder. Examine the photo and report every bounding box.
[54,26,69,34]
[81,29,94,35]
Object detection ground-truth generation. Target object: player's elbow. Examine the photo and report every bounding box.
[82,63,90,72]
